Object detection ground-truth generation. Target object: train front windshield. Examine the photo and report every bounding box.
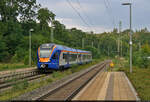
[40,48,52,58]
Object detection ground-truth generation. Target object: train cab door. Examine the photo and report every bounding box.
[51,51,59,66]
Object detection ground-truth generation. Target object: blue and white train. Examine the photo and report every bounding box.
[37,43,92,70]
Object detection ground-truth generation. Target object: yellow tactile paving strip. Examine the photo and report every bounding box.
[73,72,137,101]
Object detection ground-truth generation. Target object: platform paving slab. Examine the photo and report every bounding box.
[73,72,139,101]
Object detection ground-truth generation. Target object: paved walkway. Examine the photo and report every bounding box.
[73,72,139,101]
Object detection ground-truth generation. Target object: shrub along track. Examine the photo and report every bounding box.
[36,60,110,101]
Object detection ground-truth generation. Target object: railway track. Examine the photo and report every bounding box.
[0,69,39,83]
[37,60,110,101]
[0,69,50,93]
[0,74,47,93]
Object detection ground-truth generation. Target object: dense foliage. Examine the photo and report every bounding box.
[0,0,149,68]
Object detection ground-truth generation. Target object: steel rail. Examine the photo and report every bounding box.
[0,68,52,93]
[0,69,40,83]
[65,63,107,100]
[0,73,50,93]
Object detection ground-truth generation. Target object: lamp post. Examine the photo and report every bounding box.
[51,20,55,43]
[122,3,132,73]
[82,38,84,49]
[29,29,34,67]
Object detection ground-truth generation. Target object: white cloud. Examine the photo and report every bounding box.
[37,0,110,33]
[37,0,150,33]
[56,17,112,33]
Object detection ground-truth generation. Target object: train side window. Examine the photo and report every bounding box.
[63,54,65,59]
[63,53,67,59]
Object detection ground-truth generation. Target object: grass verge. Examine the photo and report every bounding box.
[0,63,33,71]
[120,67,150,100]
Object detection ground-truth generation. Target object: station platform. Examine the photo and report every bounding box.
[73,72,139,101]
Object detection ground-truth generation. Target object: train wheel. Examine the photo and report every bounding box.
[59,66,63,71]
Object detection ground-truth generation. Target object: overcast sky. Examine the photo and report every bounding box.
[37,0,150,33]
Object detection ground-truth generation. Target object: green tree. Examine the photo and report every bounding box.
[0,0,39,22]
[37,8,55,31]
[0,35,8,61]
[133,43,150,68]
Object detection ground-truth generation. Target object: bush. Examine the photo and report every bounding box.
[133,43,150,68]
[11,54,18,63]
[84,46,100,59]
[0,35,8,62]
[71,66,78,73]
[135,56,149,68]
[24,55,29,65]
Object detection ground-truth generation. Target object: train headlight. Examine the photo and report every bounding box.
[41,64,46,68]
[48,59,50,62]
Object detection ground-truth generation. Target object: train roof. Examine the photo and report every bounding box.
[40,43,91,54]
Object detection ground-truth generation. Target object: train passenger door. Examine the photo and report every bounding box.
[66,52,69,65]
